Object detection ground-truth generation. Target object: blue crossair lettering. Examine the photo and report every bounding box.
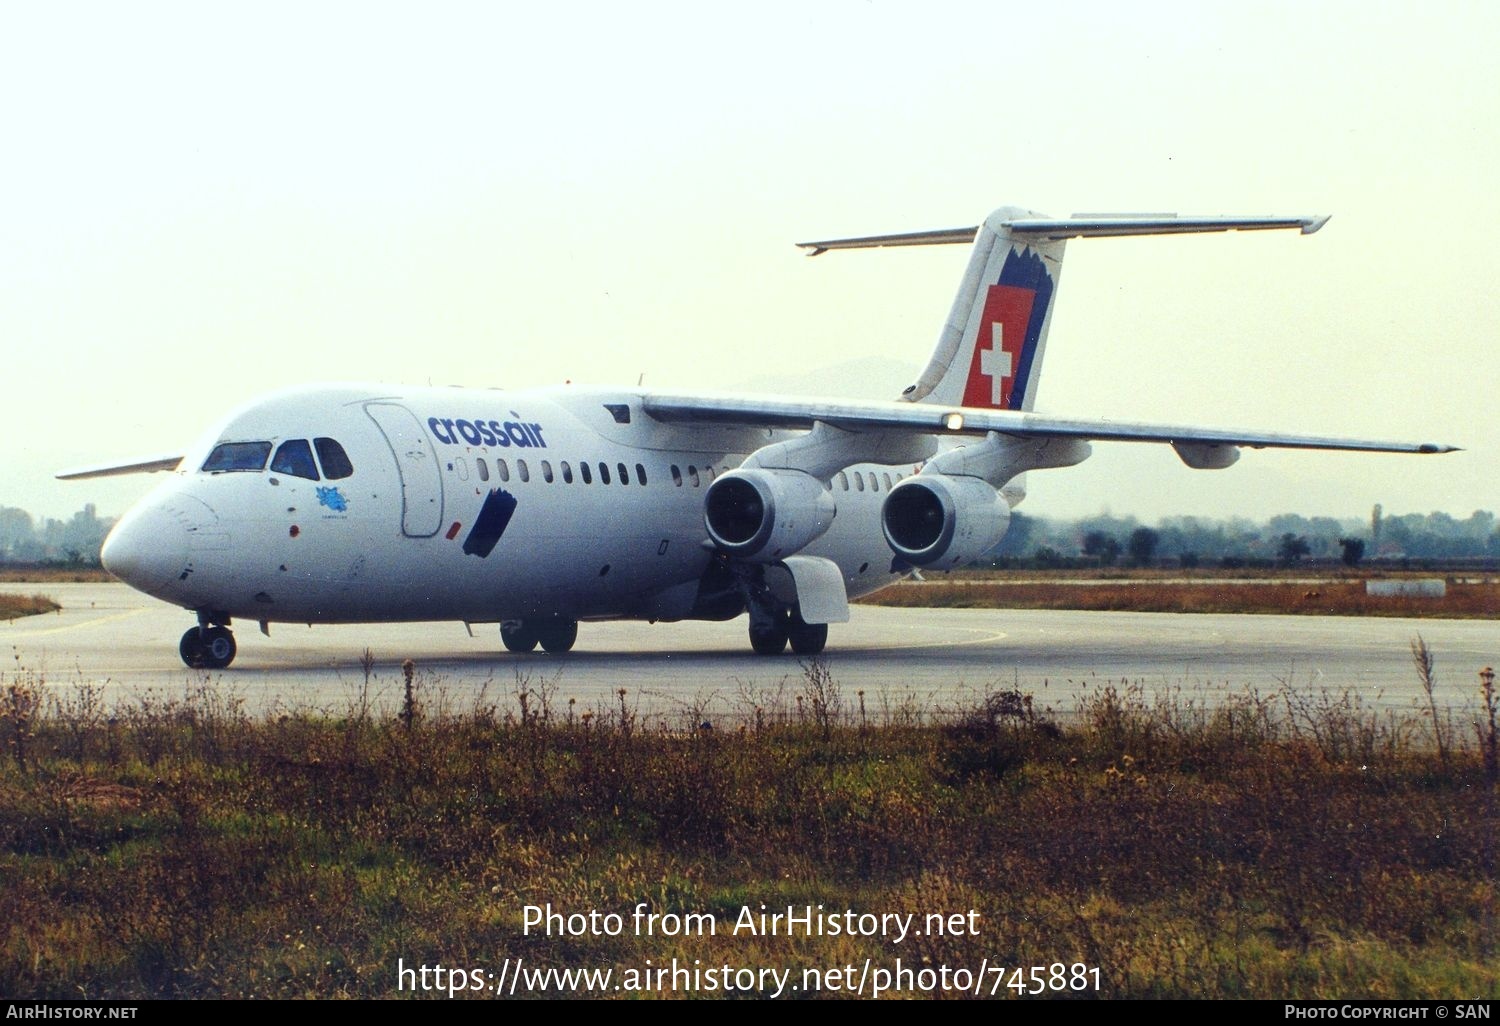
[427,416,547,449]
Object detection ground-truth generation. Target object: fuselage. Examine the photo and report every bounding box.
[101,383,916,627]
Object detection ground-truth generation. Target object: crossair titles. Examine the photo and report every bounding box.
[427,415,547,449]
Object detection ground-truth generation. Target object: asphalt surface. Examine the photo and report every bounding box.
[3,582,1495,721]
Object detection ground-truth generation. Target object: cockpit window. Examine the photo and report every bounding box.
[202,441,272,473]
[271,439,320,480]
[314,437,353,479]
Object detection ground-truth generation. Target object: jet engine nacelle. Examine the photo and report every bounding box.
[704,469,836,562]
[881,474,1011,569]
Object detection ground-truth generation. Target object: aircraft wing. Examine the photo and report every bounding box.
[640,393,1457,455]
[55,455,184,480]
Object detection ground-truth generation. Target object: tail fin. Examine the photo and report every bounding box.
[799,209,1328,412]
[909,206,1062,411]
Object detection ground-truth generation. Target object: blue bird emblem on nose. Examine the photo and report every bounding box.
[316,486,349,512]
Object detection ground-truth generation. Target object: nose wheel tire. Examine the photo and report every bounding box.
[180,626,237,669]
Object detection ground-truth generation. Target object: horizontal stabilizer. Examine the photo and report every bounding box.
[798,214,1327,254]
[1016,214,1330,239]
[798,226,976,256]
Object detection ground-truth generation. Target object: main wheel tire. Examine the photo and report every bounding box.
[501,621,539,653]
[749,618,788,656]
[201,626,237,669]
[179,627,206,668]
[537,619,578,654]
[787,616,828,656]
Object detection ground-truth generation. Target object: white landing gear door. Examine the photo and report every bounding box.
[365,402,444,538]
[768,555,850,625]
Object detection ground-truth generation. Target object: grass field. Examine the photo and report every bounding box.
[860,577,1500,619]
[1,662,1496,999]
[0,593,59,620]
[0,566,112,584]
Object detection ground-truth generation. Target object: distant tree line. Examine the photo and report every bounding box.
[0,505,115,566]
[991,508,1499,569]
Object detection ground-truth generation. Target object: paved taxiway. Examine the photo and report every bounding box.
[3,582,1495,720]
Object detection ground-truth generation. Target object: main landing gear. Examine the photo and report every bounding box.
[180,618,237,669]
[748,607,828,656]
[501,618,579,654]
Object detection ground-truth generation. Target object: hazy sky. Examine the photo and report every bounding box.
[4,1,1494,524]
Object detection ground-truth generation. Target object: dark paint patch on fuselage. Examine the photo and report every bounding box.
[463,489,518,558]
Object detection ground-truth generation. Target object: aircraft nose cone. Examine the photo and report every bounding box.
[102,494,221,601]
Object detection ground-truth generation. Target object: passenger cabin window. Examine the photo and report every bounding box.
[599,462,611,485]
[561,461,574,484]
[617,462,629,485]
[837,471,849,491]
[271,439,319,480]
[671,465,682,487]
[202,441,272,473]
[313,437,353,479]
[688,466,700,487]
[497,459,510,482]
[518,459,530,483]
[542,460,554,484]
[636,463,647,486]
[580,462,592,484]
[476,457,490,482]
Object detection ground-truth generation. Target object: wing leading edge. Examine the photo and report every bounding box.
[641,393,1457,456]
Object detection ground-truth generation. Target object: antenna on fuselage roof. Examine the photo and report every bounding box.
[638,372,645,386]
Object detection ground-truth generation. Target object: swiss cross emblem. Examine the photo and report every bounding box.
[962,284,1034,409]
[979,323,1013,405]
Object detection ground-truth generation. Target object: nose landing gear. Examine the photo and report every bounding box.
[180,617,237,669]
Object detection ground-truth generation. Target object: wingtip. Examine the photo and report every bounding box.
[54,455,184,480]
[1301,215,1332,235]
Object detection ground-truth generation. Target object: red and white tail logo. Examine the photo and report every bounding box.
[961,284,1034,410]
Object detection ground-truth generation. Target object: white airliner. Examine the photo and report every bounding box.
[62,206,1455,668]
